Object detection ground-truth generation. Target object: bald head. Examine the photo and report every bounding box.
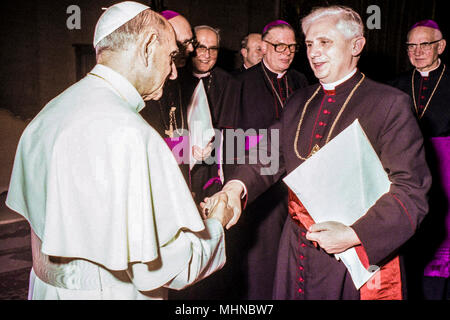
[241,33,263,68]
[166,14,195,67]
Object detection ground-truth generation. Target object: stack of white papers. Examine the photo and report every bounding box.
[283,119,391,289]
[187,80,215,169]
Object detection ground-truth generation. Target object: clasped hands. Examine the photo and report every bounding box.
[200,181,244,230]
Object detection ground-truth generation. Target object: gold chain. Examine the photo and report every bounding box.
[261,63,289,108]
[411,64,445,119]
[294,73,366,160]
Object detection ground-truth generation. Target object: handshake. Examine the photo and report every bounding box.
[200,181,244,230]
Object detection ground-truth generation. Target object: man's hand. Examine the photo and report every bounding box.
[192,142,213,161]
[204,193,234,228]
[200,181,244,229]
[305,221,361,254]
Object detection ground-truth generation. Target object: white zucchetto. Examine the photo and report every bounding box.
[93,1,149,47]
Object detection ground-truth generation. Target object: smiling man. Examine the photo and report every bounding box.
[207,5,431,300]
[390,20,450,300]
[222,20,308,300]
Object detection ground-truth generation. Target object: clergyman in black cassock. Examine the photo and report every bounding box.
[209,5,431,300]
[389,19,450,300]
[226,21,308,299]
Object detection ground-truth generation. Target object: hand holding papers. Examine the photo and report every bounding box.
[187,80,215,169]
[283,119,391,289]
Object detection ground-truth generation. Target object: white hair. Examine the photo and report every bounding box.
[301,5,364,39]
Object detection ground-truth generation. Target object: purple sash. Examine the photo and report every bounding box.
[163,136,190,164]
[424,137,450,278]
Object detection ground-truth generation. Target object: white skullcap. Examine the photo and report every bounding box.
[93,1,150,47]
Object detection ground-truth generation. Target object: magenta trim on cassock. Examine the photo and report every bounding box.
[424,137,450,278]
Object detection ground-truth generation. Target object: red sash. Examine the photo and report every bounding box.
[288,189,403,300]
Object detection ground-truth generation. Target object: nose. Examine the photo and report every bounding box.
[308,44,320,58]
[413,46,424,55]
[186,42,194,53]
[169,62,177,80]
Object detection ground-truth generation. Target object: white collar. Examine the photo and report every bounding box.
[321,68,358,90]
[193,71,211,79]
[262,59,287,79]
[88,64,145,112]
[418,59,441,77]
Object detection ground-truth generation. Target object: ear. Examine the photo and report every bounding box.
[261,41,268,55]
[351,36,366,57]
[438,39,446,55]
[240,48,247,59]
[139,30,158,67]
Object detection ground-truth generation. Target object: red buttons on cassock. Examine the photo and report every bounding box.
[421,96,425,99]
[298,288,304,294]
[299,277,304,282]
[299,266,304,270]
[323,109,330,114]
[319,121,326,126]
[423,86,427,90]
[300,255,305,260]
[327,97,335,103]
[301,232,306,236]
[419,105,424,109]
[315,134,322,139]
[301,243,307,247]
[424,77,429,81]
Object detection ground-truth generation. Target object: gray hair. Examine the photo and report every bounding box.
[301,5,364,39]
[95,9,167,56]
[194,25,221,47]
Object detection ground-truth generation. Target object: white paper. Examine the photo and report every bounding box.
[283,119,390,289]
[187,80,215,169]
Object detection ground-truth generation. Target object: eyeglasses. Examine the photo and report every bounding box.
[196,45,219,56]
[177,37,198,49]
[264,40,299,53]
[406,39,442,52]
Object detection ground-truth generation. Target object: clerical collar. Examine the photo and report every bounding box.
[321,68,357,91]
[88,64,145,112]
[262,59,287,79]
[417,59,441,77]
[193,71,211,79]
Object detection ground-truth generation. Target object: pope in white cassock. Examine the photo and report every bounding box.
[5,1,233,300]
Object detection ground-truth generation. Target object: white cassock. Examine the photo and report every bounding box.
[5,64,226,300]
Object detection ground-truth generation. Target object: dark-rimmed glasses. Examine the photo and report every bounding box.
[196,45,219,56]
[177,37,198,50]
[264,40,299,53]
[406,39,442,52]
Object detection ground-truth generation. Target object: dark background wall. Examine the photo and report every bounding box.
[0,0,448,120]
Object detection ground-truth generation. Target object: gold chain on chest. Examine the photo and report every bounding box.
[294,73,366,160]
[411,64,445,119]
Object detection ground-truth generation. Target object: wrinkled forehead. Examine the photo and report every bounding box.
[304,17,342,41]
[266,26,295,42]
[196,28,218,45]
[408,26,439,42]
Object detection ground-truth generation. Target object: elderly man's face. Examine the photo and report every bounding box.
[407,26,445,72]
[192,28,219,74]
[262,27,296,74]
[305,18,355,84]
[169,15,195,68]
[242,34,263,68]
[144,26,178,101]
